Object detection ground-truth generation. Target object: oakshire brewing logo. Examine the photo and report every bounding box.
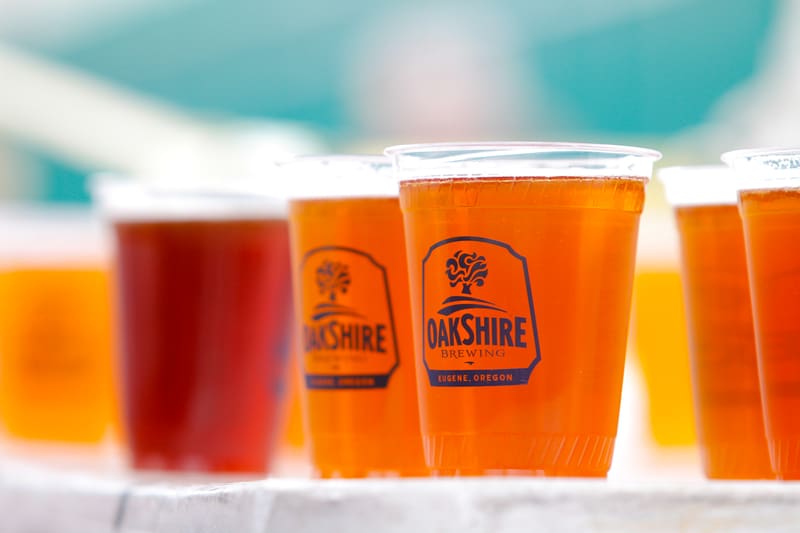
[300,246,399,389]
[422,236,541,387]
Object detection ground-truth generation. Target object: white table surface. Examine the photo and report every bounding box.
[2,457,799,533]
[0,361,788,533]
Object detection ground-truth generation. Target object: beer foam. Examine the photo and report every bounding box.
[92,175,288,221]
[279,155,398,199]
[0,206,109,266]
[658,165,738,207]
[385,142,660,181]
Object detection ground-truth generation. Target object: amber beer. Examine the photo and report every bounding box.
[725,148,800,479]
[676,206,772,477]
[661,165,772,479]
[738,189,800,480]
[0,210,115,443]
[389,143,659,476]
[286,156,426,477]
[724,148,800,480]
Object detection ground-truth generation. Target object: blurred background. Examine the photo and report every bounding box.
[0,0,790,202]
[0,0,796,479]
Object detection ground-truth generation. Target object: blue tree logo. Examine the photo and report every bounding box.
[316,260,351,301]
[446,250,488,295]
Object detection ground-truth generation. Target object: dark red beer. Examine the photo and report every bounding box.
[113,218,291,473]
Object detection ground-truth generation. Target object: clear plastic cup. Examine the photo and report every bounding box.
[722,148,800,480]
[0,206,116,444]
[659,165,773,479]
[93,177,291,473]
[282,156,427,477]
[386,142,660,476]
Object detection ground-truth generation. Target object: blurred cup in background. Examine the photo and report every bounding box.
[284,156,428,478]
[724,148,800,480]
[388,142,660,477]
[631,208,696,448]
[93,177,292,474]
[0,207,116,444]
[660,165,773,479]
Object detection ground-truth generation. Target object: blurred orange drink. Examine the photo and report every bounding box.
[632,204,695,447]
[632,265,696,446]
[0,209,115,443]
[388,142,659,476]
[285,156,427,477]
[661,165,772,479]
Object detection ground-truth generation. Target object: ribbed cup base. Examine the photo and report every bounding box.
[424,433,615,477]
[769,438,800,480]
[311,434,429,478]
[701,442,775,480]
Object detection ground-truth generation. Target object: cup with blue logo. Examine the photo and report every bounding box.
[387,142,660,476]
[283,155,428,477]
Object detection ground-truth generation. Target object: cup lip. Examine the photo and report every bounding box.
[721,147,800,192]
[721,146,800,166]
[384,141,663,160]
[279,154,398,200]
[384,141,661,181]
[657,164,738,207]
[658,163,731,175]
[91,173,288,221]
[0,203,108,265]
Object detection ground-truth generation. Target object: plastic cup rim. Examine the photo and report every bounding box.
[658,164,734,180]
[91,173,289,221]
[384,141,662,161]
[385,142,660,182]
[279,154,398,200]
[721,147,800,191]
[721,146,800,165]
[657,165,739,207]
